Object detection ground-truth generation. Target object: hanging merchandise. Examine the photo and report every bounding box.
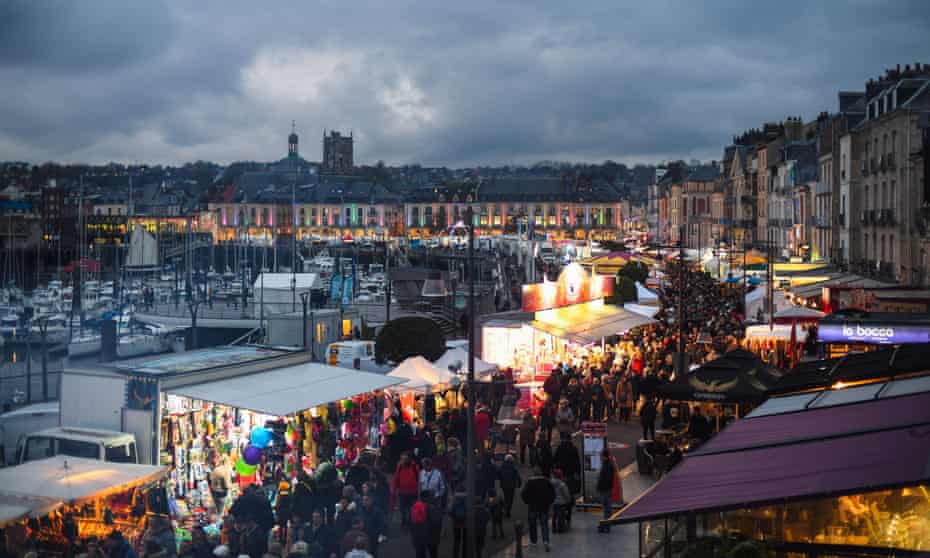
[250,426,273,448]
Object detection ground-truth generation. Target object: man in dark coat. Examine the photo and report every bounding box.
[520,467,555,551]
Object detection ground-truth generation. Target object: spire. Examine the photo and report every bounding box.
[288,121,299,158]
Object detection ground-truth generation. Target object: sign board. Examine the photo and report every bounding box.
[581,421,608,507]
[522,263,613,312]
[818,322,930,345]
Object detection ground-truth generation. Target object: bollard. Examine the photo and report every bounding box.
[514,520,524,558]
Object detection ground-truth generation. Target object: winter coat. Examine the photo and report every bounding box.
[520,476,555,513]
[391,461,420,496]
[497,461,522,492]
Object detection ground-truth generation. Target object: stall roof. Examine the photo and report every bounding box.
[531,301,655,344]
[114,345,294,376]
[388,356,458,392]
[434,348,497,376]
[0,456,165,506]
[700,390,930,455]
[609,420,930,524]
[0,494,61,527]
[166,362,404,416]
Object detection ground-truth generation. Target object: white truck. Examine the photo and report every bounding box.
[18,426,139,464]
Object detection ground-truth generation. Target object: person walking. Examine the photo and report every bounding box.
[497,454,522,518]
[390,452,420,527]
[518,411,537,465]
[448,489,468,558]
[596,450,617,533]
[533,431,553,477]
[550,469,572,533]
[417,457,446,507]
[521,467,555,552]
[640,398,657,441]
[616,376,633,423]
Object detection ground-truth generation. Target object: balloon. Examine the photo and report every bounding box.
[235,457,257,476]
[243,444,262,466]
[250,426,272,448]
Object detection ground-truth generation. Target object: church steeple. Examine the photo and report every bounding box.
[288,120,299,158]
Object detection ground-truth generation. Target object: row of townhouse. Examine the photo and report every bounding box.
[208,175,633,243]
[650,63,930,286]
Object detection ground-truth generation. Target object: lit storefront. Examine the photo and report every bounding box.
[817,311,930,358]
[481,264,654,383]
[607,374,930,556]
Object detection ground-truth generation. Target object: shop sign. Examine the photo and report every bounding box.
[127,376,158,411]
[818,322,930,345]
[522,263,613,312]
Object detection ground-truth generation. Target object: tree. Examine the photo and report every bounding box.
[618,261,649,284]
[605,275,637,305]
[375,316,446,364]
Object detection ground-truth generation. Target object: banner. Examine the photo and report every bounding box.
[522,263,613,312]
[818,322,930,345]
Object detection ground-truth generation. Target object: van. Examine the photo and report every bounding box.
[327,340,375,368]
[18,427,138,464]
[0,402,59,466]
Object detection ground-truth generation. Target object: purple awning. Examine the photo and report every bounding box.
[697,391,930,455]
[612,424,930,523]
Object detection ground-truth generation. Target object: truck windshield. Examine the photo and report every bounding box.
[57,438,100,459]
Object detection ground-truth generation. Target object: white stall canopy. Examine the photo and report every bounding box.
[167,362,404,416]
[388,356,460,392]
[434,348,498,376]
[0,456,165,506]
[635,282,659,304]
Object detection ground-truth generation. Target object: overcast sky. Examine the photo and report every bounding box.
[2,1,929,168]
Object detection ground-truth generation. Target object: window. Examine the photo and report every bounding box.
[250,207,257,224]
[548,206,556,226]
[493,206,501,226]
[890,180,895,210]
[864,185,869,209]
[261,207,269,226]
[57,439,100,460]
[23,436,54,462]
[882,182,887,209]
[105,443,137,463]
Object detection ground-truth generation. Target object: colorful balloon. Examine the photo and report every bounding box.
[250,426,272,448]
[235,457,257,476]
[243,444,262,466]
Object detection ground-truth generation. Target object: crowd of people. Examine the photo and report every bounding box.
[56,264,748,558]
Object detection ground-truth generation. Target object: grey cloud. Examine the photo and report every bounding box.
[1,1,929,167]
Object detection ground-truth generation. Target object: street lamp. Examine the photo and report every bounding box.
[300,290,314,358]
[451,209,477,557]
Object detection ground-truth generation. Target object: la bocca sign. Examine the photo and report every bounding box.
[818,322,930,345]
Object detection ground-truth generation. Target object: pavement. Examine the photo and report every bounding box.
[377,418,651,558]
[490,462,652,558]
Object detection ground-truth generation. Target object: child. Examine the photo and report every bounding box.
[487,489,505,538]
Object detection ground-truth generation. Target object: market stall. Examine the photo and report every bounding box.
[159,357,403,532]
[0,456,167,555]
[387,356,462,423]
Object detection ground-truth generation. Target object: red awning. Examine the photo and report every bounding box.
[612,424,930,524]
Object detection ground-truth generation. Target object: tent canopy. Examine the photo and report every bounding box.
[434,348,497,376]
[167,362,404,416]
[531,300,655,345]
[774,305,824,320]
[388,356,459,392]
[745,324,795,341]
[654,349,783,405]
[253,272,322,291]
[635,282,658,303]
[0,456,165,506]
[0,494,61,527]
[623,303,659,319]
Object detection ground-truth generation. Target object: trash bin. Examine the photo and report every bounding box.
[636,439,654,475]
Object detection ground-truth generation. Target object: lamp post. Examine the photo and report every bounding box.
[300,290,310,354]
[450,209,478,557]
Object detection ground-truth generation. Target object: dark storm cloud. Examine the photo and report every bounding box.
[1,1,929,166]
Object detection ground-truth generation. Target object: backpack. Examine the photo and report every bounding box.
[411,500,428,525]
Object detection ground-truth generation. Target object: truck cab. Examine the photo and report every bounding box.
[18,427,138,464]
[327,340,375,368]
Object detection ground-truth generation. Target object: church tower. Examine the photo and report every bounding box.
[288,120,299,158]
